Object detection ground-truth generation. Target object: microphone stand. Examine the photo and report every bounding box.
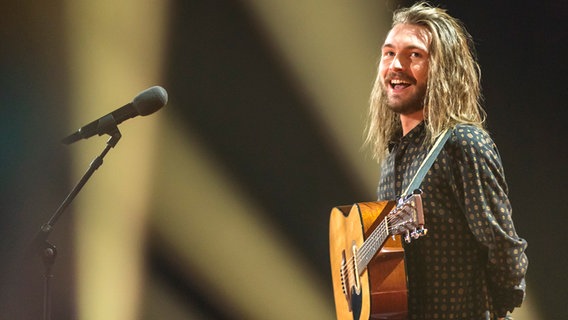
[31,115,122,320]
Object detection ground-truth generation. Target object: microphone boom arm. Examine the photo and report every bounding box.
[32,120,121,320]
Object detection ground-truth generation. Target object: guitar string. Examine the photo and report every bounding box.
[340,204,416,284]
[341,212,394,273]
[357,205,414,266]
[341,218,392,287]
[340,214,394,282]
[341,209,409,286]
[341,217,390,287]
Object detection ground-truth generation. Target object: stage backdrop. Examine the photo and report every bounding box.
[1,1,565,319]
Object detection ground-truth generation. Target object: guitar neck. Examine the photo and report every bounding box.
[357,219,390,274]
[355,193,424,274]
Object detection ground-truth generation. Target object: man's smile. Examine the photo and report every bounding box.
[386,73,415,91]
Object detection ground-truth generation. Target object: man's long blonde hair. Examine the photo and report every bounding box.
[365,2,486,162]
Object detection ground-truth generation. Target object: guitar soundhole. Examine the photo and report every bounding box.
[350,288,362,320]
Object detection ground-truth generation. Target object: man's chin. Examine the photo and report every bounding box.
[387,102,424,115]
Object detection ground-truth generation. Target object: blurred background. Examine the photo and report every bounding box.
[0,0,565,319]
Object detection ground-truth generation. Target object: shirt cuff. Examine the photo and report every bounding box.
[492,278,526,316]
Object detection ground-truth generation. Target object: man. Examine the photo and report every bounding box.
[365,2,528,319]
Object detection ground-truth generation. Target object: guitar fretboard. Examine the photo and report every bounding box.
[356,218,390,274]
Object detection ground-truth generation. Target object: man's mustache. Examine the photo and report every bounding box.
[384,72,416,85]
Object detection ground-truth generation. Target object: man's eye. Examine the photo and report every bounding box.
[383,51,395,57]
[411,52,422,58]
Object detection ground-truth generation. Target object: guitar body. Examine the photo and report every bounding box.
[329,201,409,320]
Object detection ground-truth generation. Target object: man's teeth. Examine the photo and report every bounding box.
[390,79,411,89]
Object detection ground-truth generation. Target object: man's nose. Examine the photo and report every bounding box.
[390,55,404,70]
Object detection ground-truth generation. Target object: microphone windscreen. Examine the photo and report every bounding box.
[132,86,168,116]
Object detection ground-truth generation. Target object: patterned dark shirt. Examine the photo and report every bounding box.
[377,122,528,319]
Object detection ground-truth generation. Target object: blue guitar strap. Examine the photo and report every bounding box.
[402,128,453,196]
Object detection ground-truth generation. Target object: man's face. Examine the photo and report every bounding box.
[379,23,431,115]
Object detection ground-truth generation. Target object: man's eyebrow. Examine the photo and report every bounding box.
[382,43,428,52]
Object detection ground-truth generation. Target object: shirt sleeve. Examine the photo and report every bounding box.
[447,125,528,315]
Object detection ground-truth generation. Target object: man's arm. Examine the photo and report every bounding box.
[448,125,528,315]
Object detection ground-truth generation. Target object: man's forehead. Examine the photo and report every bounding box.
[383,23,432,50]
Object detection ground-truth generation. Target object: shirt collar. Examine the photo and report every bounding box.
[388,121,426,152]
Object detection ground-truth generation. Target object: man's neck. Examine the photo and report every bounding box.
[400,109,425,135]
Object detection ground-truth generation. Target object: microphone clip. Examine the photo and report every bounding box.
[97,114,122,147]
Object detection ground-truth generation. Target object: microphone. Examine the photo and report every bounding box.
[61,86,168,145]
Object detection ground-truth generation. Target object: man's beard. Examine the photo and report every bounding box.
[385,84,426,115]
[382,73,427,115]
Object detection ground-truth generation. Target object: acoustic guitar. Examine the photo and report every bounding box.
[329,191,426,320]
